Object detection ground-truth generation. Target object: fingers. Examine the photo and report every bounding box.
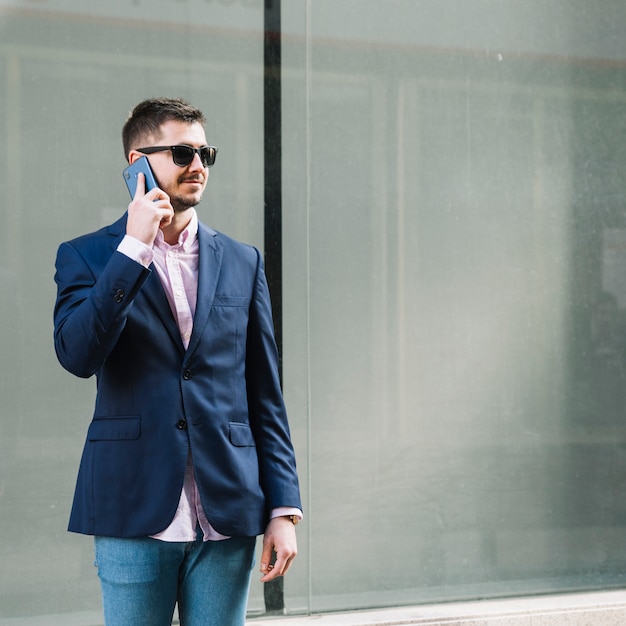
[260,550,296,583]
[260,553,296,583]
[126,176,173,246]
[259,542,274,582]
[144,189,174,228]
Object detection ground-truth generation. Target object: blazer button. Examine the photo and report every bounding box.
[182,369,193,380]
[113,289,125,303]
[176,419,188,430]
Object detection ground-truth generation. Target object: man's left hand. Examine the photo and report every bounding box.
[260,516,298,582]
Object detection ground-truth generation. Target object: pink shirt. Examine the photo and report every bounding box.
[117,210,301,541]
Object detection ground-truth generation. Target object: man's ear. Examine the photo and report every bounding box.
[128,151,141,165]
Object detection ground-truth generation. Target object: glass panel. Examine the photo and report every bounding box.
[0,4,265,621]
[282,0,626,615]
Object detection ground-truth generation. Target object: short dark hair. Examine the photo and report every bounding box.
[122,98,206,161]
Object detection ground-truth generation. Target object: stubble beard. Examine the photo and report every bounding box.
[170,174,205,213]
[169,184,204,213]
[171,196,202,213]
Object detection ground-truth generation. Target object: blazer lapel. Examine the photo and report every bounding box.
[141,271,185,353]
[107,213,184,353]
[186,223,223,356]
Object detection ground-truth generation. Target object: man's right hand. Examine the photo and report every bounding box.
[126,173,174,246]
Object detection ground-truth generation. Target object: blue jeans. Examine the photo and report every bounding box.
[94,533,256,626]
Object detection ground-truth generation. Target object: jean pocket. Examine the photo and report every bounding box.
[94,536,160,584]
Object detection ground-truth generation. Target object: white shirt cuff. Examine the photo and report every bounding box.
[271,507,303,523]
[117,234,154,268]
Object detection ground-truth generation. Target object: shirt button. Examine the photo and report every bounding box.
[182,369,193,380]
[176,419,188,430]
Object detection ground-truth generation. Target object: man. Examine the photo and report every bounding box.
[53,98,302,626]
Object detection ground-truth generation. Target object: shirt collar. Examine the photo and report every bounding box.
[154,209,198,252]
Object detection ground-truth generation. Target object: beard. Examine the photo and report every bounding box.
[168,174,206,212]
[171,194,203,212]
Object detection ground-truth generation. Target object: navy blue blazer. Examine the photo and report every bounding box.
[53,214,301,538]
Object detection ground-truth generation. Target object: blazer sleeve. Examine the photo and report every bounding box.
[245,248,302,512]
[53,241,151,378]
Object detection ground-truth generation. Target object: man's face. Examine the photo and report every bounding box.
[130,120,210,213]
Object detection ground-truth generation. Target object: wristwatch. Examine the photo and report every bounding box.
[283,514,299,525]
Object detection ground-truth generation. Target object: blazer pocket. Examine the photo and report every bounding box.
[88,417,141,441]
[229,422,255,447]
[213,295,248,307]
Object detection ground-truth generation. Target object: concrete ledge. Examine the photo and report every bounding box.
[248,590,626,625]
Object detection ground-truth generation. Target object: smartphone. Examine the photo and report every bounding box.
[123,156,158,198]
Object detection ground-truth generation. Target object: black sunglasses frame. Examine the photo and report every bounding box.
[137,144,218,168]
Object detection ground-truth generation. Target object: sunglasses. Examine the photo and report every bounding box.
[137,144,218,168]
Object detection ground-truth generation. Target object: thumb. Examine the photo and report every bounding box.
[260,537,274,573]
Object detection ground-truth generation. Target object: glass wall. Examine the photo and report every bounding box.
[3,0,626,623]
[0,2,268,622]
[281,0,626,616]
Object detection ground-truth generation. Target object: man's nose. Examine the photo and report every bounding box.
[188,152,204,170]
